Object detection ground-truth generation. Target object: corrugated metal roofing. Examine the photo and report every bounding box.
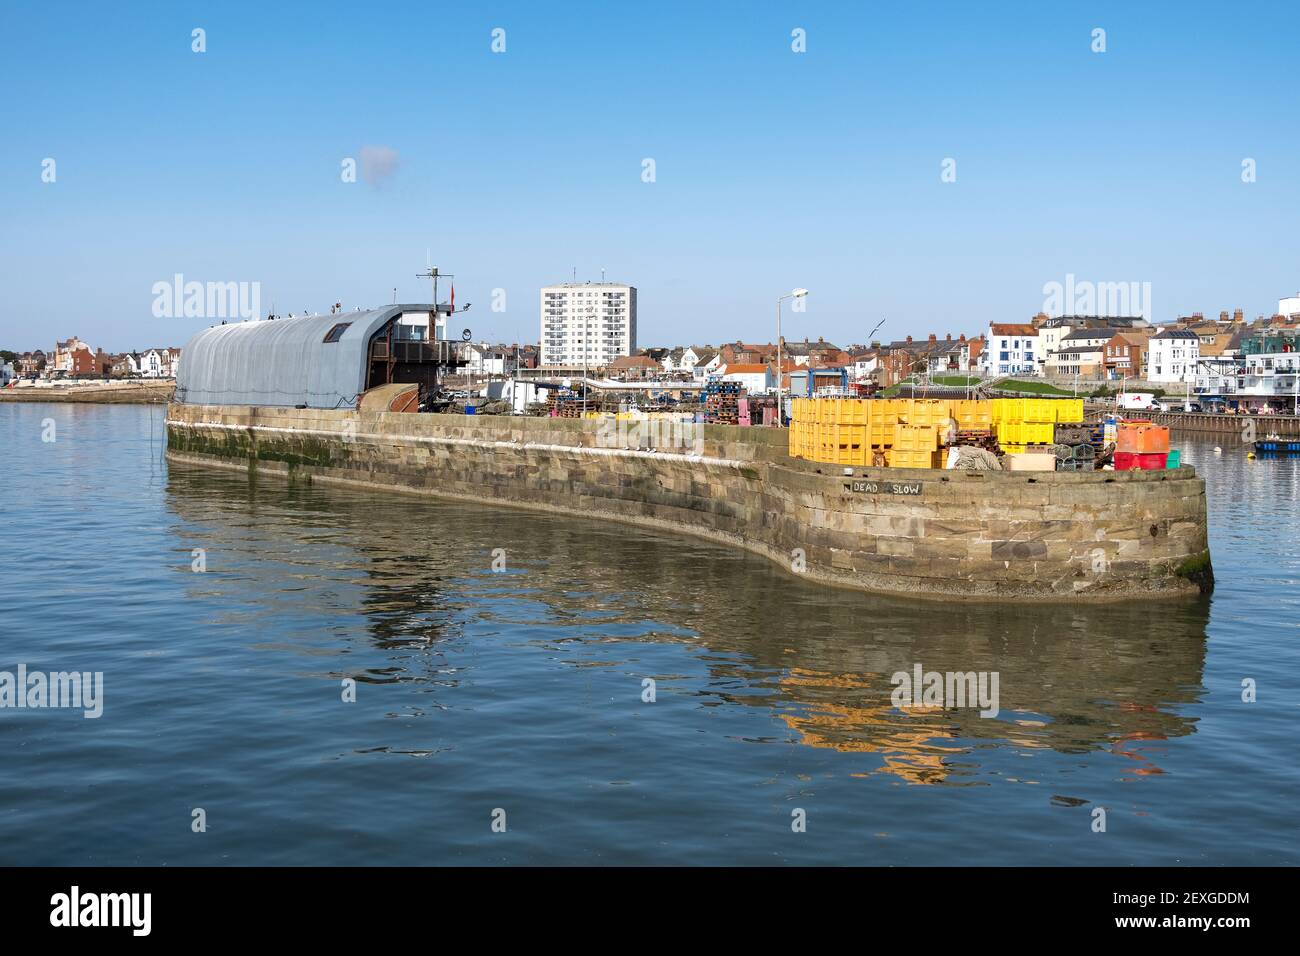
[175,305,425,408]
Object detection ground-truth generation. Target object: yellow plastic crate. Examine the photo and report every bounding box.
[890,449,943,469]
[894,398,952,427]
[893,423,941,452]
[952,399,992,430]
[832,400,867,425]
[989,398,1020,423]
[865,400,899,429]
[1022,398,1056,423]
[1053,398,1084,422]
[1021,421,1055,444]
[997,421,1054,445]
[814,423,868,465]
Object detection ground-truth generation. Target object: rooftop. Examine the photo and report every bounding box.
[1061,326,1132,341]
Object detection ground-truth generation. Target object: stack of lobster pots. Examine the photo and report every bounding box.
[1114,421,1171,470]
[1052,421,1097,472]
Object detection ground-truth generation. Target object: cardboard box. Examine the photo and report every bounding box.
[1005,452,1057,472]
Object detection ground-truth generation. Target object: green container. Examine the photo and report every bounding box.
[1166,449,1181,469]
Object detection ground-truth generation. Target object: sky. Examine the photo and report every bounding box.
[2,0,1298,353]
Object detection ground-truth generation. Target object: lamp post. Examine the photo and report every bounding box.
[776,288,809,425]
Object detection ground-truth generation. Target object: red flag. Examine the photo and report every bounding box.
[450,283,455,313]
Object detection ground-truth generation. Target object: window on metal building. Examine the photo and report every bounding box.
[323,322,352,343]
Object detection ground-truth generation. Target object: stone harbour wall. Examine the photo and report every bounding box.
[165,403,1214,602]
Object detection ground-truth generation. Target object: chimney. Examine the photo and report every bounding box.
[958,333,966,342]
[906,335,913,343]
[945,333,952,341]
[1220,311,1229,322]
[928,333,937,342]
[1234,309,1244,323]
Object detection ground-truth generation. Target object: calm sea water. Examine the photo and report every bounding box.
[1,403,1296,865]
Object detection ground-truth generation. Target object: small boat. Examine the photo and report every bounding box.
[1249,436,1300,455]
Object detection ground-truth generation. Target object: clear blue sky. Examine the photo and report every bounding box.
[2,0,1297,352]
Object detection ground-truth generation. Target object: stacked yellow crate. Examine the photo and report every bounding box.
[866,399,898,449]
[890,421,943,468]
[787,419,805,457]
[895,398,952,427]
[818,423,869,465]
[992,396,1069,452]
[1053,398,1085,422]
[892,450,943,469]
[952,399,991,430]
[889,418,941,468]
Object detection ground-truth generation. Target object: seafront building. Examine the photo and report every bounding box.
[540,282,637,367]
[982,323,1039,376]
[1146,328,1201,384]
[1193,327,1300,411]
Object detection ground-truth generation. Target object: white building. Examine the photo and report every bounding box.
[463,343,508,377]
[662,346,701,374]
[718,363,772,393]
[1146,328,1200,383]
[983,323,1040,376]
[1194,329,1300,411]
[540,282,637,367]
[139,349,166,378]
[692,350,722,381]
[847,350,879,382]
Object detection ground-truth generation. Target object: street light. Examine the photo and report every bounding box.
[776,288,809,425]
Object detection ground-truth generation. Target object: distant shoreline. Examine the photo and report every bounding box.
[0,381,174,404]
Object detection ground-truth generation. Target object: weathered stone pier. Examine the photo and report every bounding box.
[165,403,1213,603]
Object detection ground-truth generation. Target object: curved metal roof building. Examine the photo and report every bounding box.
[175,306,438,408]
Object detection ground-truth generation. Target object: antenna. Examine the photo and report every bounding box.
[416,265,453,311]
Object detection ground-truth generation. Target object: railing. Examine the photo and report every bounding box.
[370,340,463,364]
[1086,407,1300,437]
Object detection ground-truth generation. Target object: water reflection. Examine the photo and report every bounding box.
[165,461,1209,786]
